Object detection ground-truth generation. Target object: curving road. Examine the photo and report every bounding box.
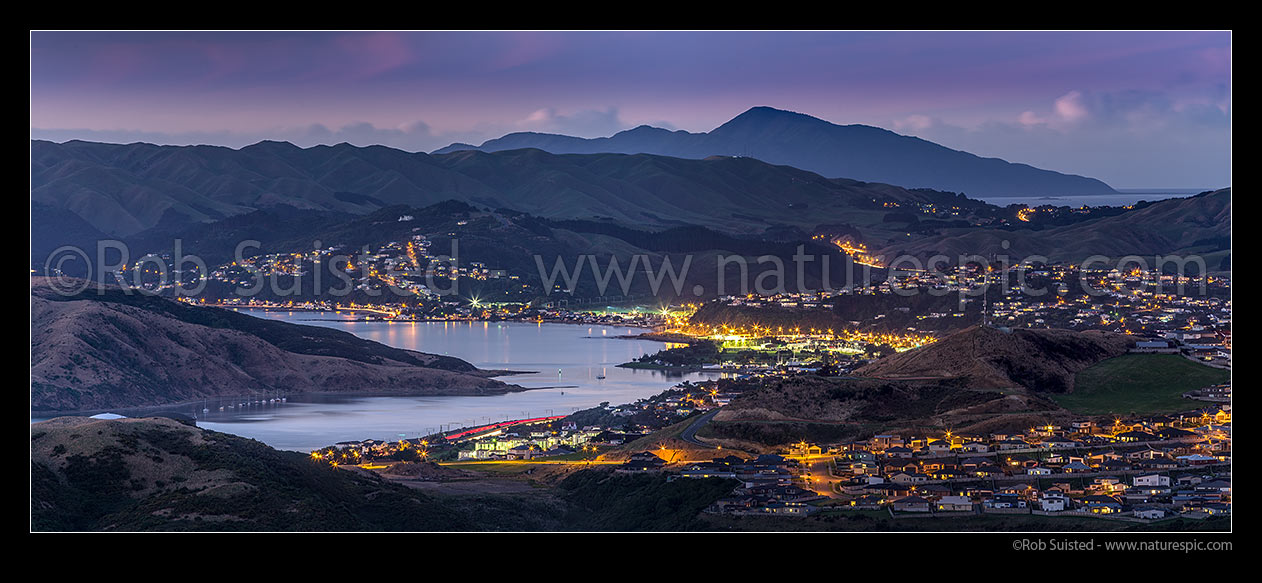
[680,407,723,447]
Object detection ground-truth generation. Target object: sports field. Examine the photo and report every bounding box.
[1053,354,1229,415]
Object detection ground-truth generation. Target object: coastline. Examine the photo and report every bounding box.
[616,361,704,372]
[613,331,698,344]
[29,382,567,421]
[212,304,666,329]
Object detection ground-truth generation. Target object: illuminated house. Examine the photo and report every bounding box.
[961,442,990,454]
[1176,454,1219,466]
[935,496,973,512]
[763,501,816,515]
[619,452,667,472]
[1083,495,1123,514]
[984,494,1026,509]
[926,440,953,454]
[1061,461,1091,473]
[1114,430,1156,443]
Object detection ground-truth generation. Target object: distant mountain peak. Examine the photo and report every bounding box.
[244,139,302,151]
[426,105,1115,196]
[621,124,668,133]
[725,106,822,124]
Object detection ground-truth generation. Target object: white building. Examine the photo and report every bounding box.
[1040,491,1068,512]
[1133,474,1171,487]
[1134,507,1167,520]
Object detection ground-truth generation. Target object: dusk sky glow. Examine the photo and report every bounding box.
[30,30,1231,189]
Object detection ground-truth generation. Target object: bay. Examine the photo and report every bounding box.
[53,309,715,452]
[977,190,1202,208]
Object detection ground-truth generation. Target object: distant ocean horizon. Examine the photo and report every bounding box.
[979,188,1213,208]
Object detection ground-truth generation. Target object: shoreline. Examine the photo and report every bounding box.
[617,361,705,372]
[613,331,698,344]
[29,383,566,420]
[213,304,666,329]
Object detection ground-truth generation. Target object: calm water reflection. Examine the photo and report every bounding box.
[37,310,716,451]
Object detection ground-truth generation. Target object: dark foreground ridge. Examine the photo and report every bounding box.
[30,416,738,532]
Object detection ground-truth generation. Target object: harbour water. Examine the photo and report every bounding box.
[978,189,1204,208]
[34,310,717,451]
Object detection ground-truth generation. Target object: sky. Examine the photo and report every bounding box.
[30,30,1231,189]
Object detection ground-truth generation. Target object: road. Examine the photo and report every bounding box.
[798,455,843,498]
[679,407,723,447]
[440,459,622,466]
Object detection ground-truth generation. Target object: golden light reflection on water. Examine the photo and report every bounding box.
[162,310,727,450]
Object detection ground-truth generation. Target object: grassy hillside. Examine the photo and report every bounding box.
[31,417,472,531]
[695,374,1028,445]
[31,279,512,411]
[37,281,475,371]
[856,325,1134,393]
[557,470,738,531]
[1053,354,1230,415]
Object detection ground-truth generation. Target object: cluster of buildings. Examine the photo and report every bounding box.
[455,424,608,461]
[202,235,518,298]
[718,263,1226,331]
[618,452,827,516]
[864,472,1231,520]
[674,264,1229,374]
[819,407,1229,519]
[604,401,1232,522]
[317,389,720,464]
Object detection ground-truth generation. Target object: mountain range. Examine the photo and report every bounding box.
[32,137,971,239]
[30,108,1228,283]
[435,106,1117,197]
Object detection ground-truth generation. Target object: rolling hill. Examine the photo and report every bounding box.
[686,325,1139,445]
[855,325,1135,393]
[30,278,519,412]
[31,415,476,531]
[873,188,1232,265]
